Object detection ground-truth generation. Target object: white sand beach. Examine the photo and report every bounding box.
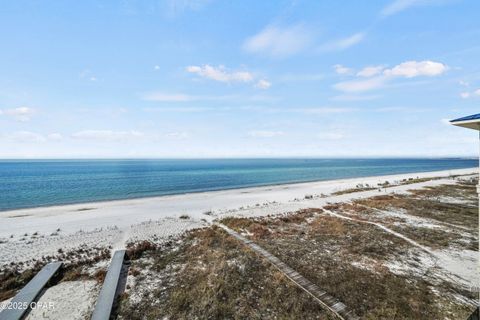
[0,167,478,320]
[0,167,476,268]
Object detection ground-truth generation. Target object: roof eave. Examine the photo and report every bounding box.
[450,119,480,131]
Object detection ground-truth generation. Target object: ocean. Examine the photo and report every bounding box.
[0,158,476,211]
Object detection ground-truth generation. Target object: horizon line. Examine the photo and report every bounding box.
[0,156,477,161]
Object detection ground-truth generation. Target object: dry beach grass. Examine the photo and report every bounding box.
[117,227,334,320]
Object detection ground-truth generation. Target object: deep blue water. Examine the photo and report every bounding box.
[0,158,476,211]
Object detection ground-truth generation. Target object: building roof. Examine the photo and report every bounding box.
[450,113,480,131]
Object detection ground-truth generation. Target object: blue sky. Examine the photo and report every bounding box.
[0,0,479,158]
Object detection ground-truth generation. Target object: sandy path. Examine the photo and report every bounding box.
[323,209,434,254]
[24,280,99,320]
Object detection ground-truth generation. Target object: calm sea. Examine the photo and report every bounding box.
[0,158,476,211]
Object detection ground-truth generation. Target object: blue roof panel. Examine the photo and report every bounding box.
[450,113,480,123]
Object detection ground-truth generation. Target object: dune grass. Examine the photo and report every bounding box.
[221,181,478,319]
[117,226,334,320]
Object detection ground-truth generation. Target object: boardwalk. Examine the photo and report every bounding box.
[216,223,359,320]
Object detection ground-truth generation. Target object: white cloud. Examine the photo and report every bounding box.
[357,65,384,77]
[255,79,271,89]
[2,107,35,121]
[3,131,64,143]
[460,92,470,99]
[381,0,422,16]
[79,69,98,81]
[460,88,480,99]
[248,130,284,138]
[9,131,46,142]
[383,60,447,78]
[333,60,447,93]
[186,64,254,83]
[154,65,160,70]
[185,64,271,89]
[333,64,353,75]
[333,76,387,93]
[319,32,365,52]
[243,25,311,58]
[381,0,450,17]
[72,130,144,141]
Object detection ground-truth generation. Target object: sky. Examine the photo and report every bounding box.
[0,0,479,158]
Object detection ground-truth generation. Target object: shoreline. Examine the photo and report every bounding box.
[0,167,477,277]
[0,167,476,239]
[1,166,477,215]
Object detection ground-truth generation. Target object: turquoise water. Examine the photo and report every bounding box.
[0,158,476,211]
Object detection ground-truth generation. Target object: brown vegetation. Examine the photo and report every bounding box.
[221,204,476,319]
[117,227,335,320]
[389,224,476,250]
[331,186,376,195]
[398,177,439,185]
[126,240,157,260]
[355,195,477,229]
